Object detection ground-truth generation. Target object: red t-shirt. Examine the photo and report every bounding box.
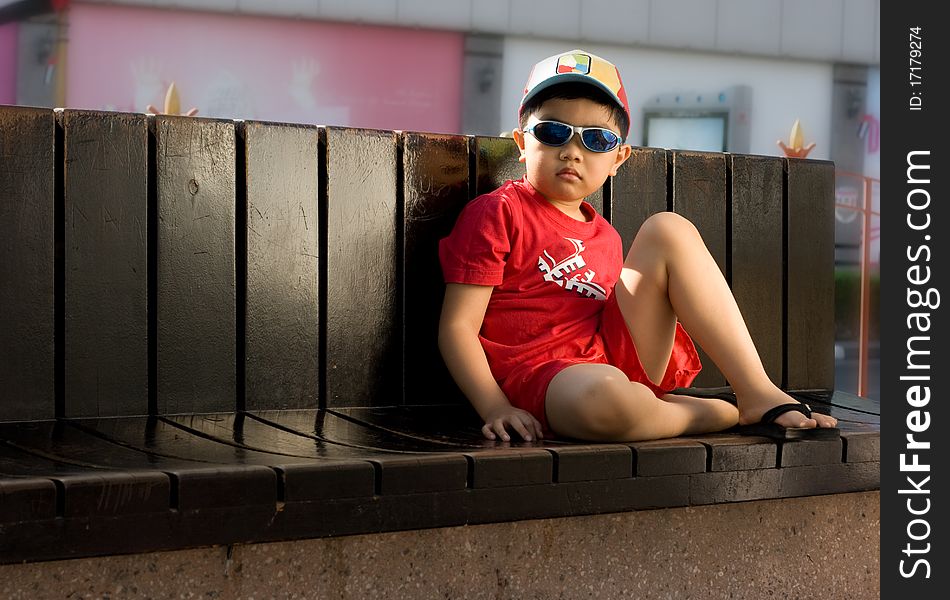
[439,176,622,384]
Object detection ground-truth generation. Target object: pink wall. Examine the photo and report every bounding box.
[0,23,17,105]
[66,3,464,133]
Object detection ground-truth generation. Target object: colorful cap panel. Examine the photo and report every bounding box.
[557,53,591,75]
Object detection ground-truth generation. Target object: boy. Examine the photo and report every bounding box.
[438,50,838,442]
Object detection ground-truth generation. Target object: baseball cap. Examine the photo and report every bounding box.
[519,49,630,123]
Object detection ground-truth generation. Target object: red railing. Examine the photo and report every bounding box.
[835,171,880,398]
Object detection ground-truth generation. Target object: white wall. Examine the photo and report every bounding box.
[501,38,834,160]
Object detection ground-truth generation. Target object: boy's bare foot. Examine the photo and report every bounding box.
[660,394,739,435]
[734,385,838,429]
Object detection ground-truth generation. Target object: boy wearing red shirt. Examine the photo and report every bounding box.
[439,50,838,442]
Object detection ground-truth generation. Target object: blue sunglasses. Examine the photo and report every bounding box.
[523,120,623,153]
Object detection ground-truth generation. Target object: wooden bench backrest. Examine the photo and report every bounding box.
[0,107,834,420]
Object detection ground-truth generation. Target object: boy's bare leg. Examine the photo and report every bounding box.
[612,212,837,430]
[546,364,738,441]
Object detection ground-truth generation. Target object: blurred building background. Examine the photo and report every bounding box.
[0,0,880,398]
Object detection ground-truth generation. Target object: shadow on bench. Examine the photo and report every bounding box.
[0,106,879,564]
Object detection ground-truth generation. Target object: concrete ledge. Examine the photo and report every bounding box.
[2,492,879,599]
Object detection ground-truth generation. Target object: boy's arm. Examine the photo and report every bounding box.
[438,283,544,442]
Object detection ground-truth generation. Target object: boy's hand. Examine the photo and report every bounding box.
[481,406,544,442]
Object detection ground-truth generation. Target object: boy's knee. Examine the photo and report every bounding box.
[639,212,700,247]
[577,377,653,439]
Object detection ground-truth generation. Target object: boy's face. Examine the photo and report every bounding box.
[513,97,631,205]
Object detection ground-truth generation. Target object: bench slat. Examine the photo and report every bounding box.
[161,413,395,458]
[841,430,880,463]
[779,438,844,467]
[465,448,554,488]
[786,159,836,390]
[545,445,634,482]
[330,405,493,447]
[155,116,237,414]
[796,401,880,425]
[0,477,57,523]
[628,439,708,476]
[793,389,880,418]
[253,409,471,454]
[328,407,495,449]
[730,154,784,386]
[68,417,361,506]
[0,106,55,421]
[72,416,317,467]
[325,127,400,407]
[689,434,778,471]
[63,110,149,417]
[403,132,471,404]
[608,147,668,254]
[1,420,205,470]
[0,443,169,516]
[808,406,879,426]
[172,411,458,461]
[473,136,522,196]
[671,150,728,387]
[243,121,321,410]
[3,418,376,503]
[587,182,604,215]
[0,441,107,477]
[330,405,602,447]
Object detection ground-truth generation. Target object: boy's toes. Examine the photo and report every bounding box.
[774,412,817,429]
[773,411,837,429]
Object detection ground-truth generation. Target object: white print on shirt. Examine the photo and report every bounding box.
[537,237,608,301]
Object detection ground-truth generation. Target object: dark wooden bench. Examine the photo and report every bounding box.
[0,105,879,564]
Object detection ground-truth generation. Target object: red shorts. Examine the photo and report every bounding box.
[499,292,703,434]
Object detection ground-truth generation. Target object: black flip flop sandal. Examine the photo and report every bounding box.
[731,402,840,441]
